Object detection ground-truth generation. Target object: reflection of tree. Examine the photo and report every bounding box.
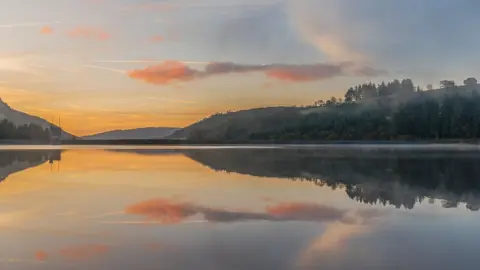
[183,148,480,211]
[0,150,62,182]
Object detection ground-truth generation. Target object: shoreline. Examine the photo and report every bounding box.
[1,139,480,146]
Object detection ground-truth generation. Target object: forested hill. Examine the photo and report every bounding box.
[171,78,480,141]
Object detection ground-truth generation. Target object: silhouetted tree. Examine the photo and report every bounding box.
[401,79,415,94]
[440,80,456,89]
[344,87,356,103]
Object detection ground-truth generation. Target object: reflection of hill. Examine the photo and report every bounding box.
[0,150,62,182]
[183,148,480,211]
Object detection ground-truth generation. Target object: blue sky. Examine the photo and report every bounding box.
[0,0,478,135]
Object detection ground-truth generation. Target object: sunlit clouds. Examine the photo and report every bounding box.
[149,35,164,43]
[66,27,110,41]
[128,61,385,85]
[0,0,478,134]
[40,26,54,35]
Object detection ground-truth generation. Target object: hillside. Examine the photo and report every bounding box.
[0,98,73,139]
[170,79,480,141]
[83,127,179,140]
[169,107,304,140]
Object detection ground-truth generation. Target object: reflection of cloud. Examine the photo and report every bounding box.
[125,199,198,224]
[36,244,111,262]
[35,250,48,262]
[266,203,344,221]
[0,210,32,227]
[145,243,162,251]
[128,61,385,85]
[0,257,43,264]
[58,244,111,261]
[297,222,370,268]
[123,198,384,224]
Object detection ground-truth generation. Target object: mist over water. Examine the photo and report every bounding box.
[1,145,480,270]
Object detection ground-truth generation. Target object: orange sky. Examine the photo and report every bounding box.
[3,0,473,136]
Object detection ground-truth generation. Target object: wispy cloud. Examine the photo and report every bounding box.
[121,0,283,12]
[149,35,164,43]
[67,27,110,41]
[83,65,126,74]
[94,60,208,65]
[127,61,386,85]
[0,21,61,28]
[144,96,197,104]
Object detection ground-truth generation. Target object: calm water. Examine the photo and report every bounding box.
[2,145,480,270]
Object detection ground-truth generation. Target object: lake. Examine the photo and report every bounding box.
[2,145,480,270]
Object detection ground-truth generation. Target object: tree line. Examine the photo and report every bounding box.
[0,119,51,140]
[248,78,480,141]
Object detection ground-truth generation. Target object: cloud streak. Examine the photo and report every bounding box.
[0,21,61,28]
[121,0,282,12]
[83,65,126,74]
[95,60,208,65]
[127,61,385,85]
[67,27,110,41]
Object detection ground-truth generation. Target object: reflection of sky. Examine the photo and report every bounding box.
[0,148,480,269]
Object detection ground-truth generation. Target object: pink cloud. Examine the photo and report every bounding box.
[40,26,54,35]
[127,61,385,85]
[67,27,110,41]
[150,35,164,43]
[128,61,198,85]
[265,64,344,82]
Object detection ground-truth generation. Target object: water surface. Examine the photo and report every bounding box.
[2,145,480,270]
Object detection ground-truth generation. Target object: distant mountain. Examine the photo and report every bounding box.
[82,127,180,140]
[0,98,73,139]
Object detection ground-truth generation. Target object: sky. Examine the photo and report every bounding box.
[0,0,479,136]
